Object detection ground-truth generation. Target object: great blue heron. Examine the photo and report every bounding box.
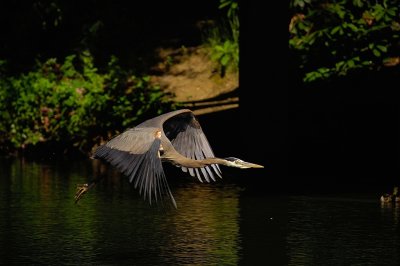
[75,109,263,208]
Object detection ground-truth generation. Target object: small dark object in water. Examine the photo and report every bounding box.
[380,186,399,203]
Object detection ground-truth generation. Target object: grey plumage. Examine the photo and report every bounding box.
[76,109,263,208]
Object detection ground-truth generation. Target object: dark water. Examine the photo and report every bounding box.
[0,158,399,266]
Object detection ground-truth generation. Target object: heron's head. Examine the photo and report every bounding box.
[224,157,264,169]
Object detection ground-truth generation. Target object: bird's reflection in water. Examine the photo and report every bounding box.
[161,182,242,265]
[82,162,243,265]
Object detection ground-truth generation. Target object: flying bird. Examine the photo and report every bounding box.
[75,109,263,208]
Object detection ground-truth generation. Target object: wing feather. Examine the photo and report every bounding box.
[164,112,222,182]
[93,128,176,208]
[106,127,157,153]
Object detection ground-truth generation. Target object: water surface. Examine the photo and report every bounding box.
[0,157,399,265]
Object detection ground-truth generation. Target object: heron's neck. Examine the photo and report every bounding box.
[163,155,228,168]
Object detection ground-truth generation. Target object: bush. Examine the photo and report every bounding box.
[289,0,400,83]
[0,51,177,155]
[204,0,239,76]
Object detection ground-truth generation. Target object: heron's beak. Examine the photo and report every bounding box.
[236,160,264,169]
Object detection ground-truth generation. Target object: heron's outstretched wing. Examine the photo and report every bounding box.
[93,127,176,208]
[163,111,222,182]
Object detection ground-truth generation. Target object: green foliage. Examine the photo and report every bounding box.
[289,0,400,82]
[204,0,239,76]
[0,51,176,154]
[33,0,63,29]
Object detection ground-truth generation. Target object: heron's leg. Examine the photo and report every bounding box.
[75,174,105,203]
[75,183,95,203]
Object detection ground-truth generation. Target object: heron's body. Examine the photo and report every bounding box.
[76,109,263,208]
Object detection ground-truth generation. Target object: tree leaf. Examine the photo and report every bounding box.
[376,45,387,52]
[372,49,381,57]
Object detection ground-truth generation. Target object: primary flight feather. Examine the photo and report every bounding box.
[75,109,263,208]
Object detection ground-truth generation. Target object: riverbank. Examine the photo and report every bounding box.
[149,45,239,115]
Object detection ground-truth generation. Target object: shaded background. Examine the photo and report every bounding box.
[1,1,221,73]
[2,1,398,197]
[4,0,398,188]
[2,1,400,265]
[242,1,399,194]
